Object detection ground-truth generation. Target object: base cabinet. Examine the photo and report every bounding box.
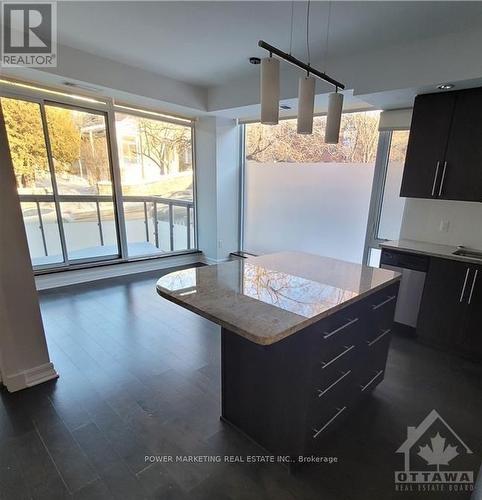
[413,256,482,360]
[458,266,482,358]
[417,258,467,347]
[221,283,399,458]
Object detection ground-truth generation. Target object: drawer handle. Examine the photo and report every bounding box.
[459,268,471,303]
[372,295,396,310]
[431,161,440,197]
[367,329,391,347]
[317,370,352,398]
[468,270,478,305]
[360,370,384,392]
[323,317,359,339]
[313,406,347,439]
[321,345,355,369]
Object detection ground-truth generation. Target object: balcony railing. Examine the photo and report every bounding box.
[19,194,195,262]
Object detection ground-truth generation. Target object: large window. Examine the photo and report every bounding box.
[115,112,194,257]
[1,85,196,272]
[364,129,410,267]
[243,111,380,264]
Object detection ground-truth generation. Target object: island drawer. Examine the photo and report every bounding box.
[306,306,366,363]
[314,341,358,377]
[357,367,386,397]
[365,283,399,333]
[364,326,392,363]
[305,401,352,449]
[307,367,359,444]
[309,303,365,342]
[311,364,354,402]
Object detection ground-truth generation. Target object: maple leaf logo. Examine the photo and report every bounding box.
[418,433,459,470]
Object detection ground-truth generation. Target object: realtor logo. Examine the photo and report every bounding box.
[395,409,475,493]
[1,1,57,67]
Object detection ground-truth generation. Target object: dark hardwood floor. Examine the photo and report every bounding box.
[1,266,481,500]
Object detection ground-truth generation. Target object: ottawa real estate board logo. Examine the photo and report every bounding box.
[395,409,475,493]
[1,1,57,67]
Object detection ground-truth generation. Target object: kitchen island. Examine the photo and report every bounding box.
[157,252,400,459]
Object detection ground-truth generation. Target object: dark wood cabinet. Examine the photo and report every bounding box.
[221,283,400,458]
[417,258,468,347]
[458,265,482,357]
[401,92,456,199]
[442,89,482,202]
[400,87,482,202]
[414,256,482,360]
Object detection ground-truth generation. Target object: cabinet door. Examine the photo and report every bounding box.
[400,92,456,199]
[417,258,468,346]
[440,88,482,202]
[458,266,482,358]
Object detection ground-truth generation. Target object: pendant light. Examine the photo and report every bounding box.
[323,1,343,144]
[260,57,280,125]
[297,75,315,134]
[297,1,315,134]
[325,90,344,143]
[257,1,345,132]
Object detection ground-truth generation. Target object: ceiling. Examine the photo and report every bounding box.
[58,1,482,88]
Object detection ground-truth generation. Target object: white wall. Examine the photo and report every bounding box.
[401,199,482,249]
[215,119,240,259]
[244,162,375,263]
[195,116,240,262]
[195,117,218,260]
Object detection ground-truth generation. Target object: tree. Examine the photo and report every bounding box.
[1,98,81,187]
[1,98,49,187]
[45,106,81,170]
[138,118,191,175]
[246,111,380,164]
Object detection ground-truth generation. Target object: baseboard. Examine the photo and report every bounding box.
[35,253,203,291]
[2,362,59,393]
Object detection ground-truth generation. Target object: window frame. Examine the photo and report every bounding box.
[1,79,198,274]
[362,128,409,265]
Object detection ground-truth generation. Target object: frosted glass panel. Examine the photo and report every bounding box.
[244,112,380,264]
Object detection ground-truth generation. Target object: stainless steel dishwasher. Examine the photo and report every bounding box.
[380,249,429,329]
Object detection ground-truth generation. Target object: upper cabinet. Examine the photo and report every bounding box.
[442,89,482,201]
[400,88,482,202]
[400,92,456,199]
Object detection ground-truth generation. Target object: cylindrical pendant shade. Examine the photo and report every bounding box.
[260,57,280,125]
[297,76,315,134]
[325,92,344,144]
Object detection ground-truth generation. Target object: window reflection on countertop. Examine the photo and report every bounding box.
[242,263,357,318]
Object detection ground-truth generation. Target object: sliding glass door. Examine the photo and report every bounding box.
[1,85,197,272]
[115,111,195,258]
[44,103,119,262]
[1,97,65,267]
[1,97,119,269]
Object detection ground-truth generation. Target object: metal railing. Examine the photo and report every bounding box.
[19,194,194,259]
[122,195,194,252]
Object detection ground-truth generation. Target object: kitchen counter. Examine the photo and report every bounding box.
[157,251,400,346]
[156,251,401,460]
[380,239,482,264]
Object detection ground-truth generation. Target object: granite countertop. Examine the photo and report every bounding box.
[156,251,400,346]
[380,239,482,264]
